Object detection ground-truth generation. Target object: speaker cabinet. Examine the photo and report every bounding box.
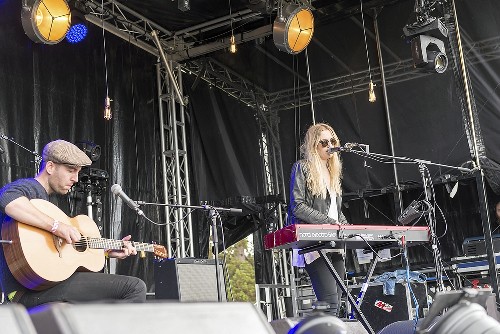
[349,282,428,333]
[0,304,37,334]
[29,302,274,334]
[155,258,226,301]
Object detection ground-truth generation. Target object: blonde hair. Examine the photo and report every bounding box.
[300,123,342,197]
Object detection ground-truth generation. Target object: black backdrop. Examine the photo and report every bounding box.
[1,0,500,290]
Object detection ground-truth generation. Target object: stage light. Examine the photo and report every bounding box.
[104,96,112,120]
[288,313,347,334]
[416,289,500,334]
[229,35,237,53]
[411,35,448,73]
[66,10,88,44]
[21,0,71,44]
[178,0,190,11]
[273,4,314,54]
[75,141,101,162]
[403,12,449,74]
[368,80,376,103]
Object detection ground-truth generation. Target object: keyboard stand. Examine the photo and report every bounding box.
[294,246,374,334]
[317,249,375,334]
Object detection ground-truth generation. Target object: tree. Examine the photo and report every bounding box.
[223,238,256,303]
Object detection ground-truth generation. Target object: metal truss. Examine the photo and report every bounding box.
[256,105,293,319]
[181,58,269,107]
[82,0,269,60]
[156,63,194,259]
[83,0,170,55]
[182,36,500,113]
[81,1,500,116]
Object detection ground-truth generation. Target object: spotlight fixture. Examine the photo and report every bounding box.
[178,0,190,12]
[403,7,449,74]
[289,313,347,334]
[273,4,314,54]
[21,0,71,44]
[416,289,500,334]
[66,10,88,44]
[411,35,448,73]
[75,141,101,162]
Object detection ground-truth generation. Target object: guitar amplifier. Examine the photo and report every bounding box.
[348,282,428,333]
[154,258,226,302]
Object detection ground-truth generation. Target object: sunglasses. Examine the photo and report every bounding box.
[318,138,337,147]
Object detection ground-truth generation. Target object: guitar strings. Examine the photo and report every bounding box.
[71,236,153,250]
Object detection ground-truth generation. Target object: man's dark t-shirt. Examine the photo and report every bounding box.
[0,178,49,295]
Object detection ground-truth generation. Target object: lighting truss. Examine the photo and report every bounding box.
[181,36,500,113]
[181,58,269,108]
[82,0,171,55]
[82,0,266,60]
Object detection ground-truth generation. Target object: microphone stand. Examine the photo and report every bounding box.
[136,200,242,302]
[345,146,475,293]
[0,134,42,175]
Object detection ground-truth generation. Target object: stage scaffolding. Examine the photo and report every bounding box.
[256,104,294,318]
[81,1,500,314]
[156,62,194,259]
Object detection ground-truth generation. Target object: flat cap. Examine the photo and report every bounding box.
[42,140,92,167]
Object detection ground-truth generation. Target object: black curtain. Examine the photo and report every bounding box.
[2,0,500,291]
[186,76,266,260]
[0,0,162,291]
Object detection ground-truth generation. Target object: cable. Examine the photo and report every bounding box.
[345,234,403,260]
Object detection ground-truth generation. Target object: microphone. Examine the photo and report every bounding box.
[327,143,358,154]
[327,146,345,154]
[111,184,143,215]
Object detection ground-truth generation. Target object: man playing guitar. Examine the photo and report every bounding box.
[0,140,147,307]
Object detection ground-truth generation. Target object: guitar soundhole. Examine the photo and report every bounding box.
[73,236,88,252]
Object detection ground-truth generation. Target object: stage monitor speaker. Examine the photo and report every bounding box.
[155,258,226,301]
[29,302,274,334]
[0,304,37,334]
[349,282,428,333]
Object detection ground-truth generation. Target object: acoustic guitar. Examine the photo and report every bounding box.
[1,199,167,291]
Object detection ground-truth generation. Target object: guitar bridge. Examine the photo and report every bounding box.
[53,235,64,258]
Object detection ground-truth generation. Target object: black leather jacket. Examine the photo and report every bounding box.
[287,160,348,226]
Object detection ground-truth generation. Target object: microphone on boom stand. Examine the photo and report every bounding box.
[327,143,358,154]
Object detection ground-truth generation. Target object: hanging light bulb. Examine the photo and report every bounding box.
[104,96,112,120]
[229,34,237,53]
[368,80,376,103]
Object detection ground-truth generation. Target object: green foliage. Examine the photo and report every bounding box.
[224,238,256,303]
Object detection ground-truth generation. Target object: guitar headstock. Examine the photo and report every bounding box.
[153,244,168,259]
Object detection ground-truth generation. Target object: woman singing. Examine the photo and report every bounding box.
[287,123,348,316]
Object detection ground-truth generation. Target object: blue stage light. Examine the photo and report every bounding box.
[66,23,88,44]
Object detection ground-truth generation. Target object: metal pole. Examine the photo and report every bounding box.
[151,31,186,106]
[450,0,498,300]
[373,9,403,216]
[177,65,194,257]
[305,48,316,124]
[156,64,172,254]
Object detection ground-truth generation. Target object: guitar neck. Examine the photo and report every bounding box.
[85,237,156,253]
